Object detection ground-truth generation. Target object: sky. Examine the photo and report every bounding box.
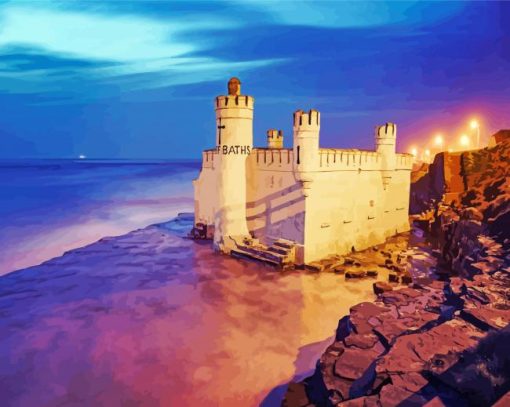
[0,0,509,159]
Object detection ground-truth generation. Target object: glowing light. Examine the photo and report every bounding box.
[410,147,418,156]
[460,134,470,147]
[470,119,479,129]
[79,154,86,159]
[434,134,444,147]
[447,148,453,153]
[424,149,431,156]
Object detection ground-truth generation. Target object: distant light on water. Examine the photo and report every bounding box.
[79,154,86,159]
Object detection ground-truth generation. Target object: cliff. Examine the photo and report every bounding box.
[410,137,510,237]
[283,138,510,406]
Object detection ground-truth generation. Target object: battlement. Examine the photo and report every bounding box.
[251,147,293,168]
[293,109,320,130]
[201,149,219,169]
[395,153,414,169]
[195,78,413,264]
[316,148,413,170]
[215,95,254,110]
[267,129,284,148]
[375,122,397,142]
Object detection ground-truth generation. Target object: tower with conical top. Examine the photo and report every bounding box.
[213,77,254,252]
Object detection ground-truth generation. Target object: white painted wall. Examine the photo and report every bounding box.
[193,80,412,264]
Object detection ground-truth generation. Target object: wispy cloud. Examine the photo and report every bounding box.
[0,2,286,97]
[237,0,465,28]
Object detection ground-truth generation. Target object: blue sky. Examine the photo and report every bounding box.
[0,0,509,159]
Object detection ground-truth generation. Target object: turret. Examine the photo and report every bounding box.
[213,77,254,252]
[292,109,320,194]
[375,122,397,170]
[267,129,283,148]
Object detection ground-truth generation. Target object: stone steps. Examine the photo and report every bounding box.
[231,237,296,269]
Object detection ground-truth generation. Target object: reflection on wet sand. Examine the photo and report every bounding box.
[0,218,435,406]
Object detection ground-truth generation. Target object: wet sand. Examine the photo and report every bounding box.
[0,217,435,406]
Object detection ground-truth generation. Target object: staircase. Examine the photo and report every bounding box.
[230,237,296,269]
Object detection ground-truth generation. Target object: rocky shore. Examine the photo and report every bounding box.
[283,234,509,406]
[283,139,510,406]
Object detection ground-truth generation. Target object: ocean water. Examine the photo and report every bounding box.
[0,159,199,275]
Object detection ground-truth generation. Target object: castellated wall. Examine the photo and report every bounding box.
[245,148,305,246]
[193,79,413,264]
[193,149,219,227]
[303,153,411,263]
[194,146,413,264]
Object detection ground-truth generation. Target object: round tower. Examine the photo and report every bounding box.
[213,77,254,252]
[292,109,320,194]
[375,122,397,170]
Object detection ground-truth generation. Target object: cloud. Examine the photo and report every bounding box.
[0,5,200,62]
[237,0,465,28]
[0,3,286,96]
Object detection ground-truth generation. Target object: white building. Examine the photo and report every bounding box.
[192,78,413,266]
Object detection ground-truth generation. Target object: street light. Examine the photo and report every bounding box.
[434,134,444,149]
[470,119,480,148]
[460,134,470,148]
[410,147,418,157]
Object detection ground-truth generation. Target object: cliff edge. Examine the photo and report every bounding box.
[283,137,510,406]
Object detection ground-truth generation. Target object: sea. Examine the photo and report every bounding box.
[0,159,199,275]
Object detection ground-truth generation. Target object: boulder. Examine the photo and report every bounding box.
[388,273,399,283]
[461,207,484,222]
[346,270,366,279]
[373,281,393,295]
[307,261,325,272]
[401,273,413,284]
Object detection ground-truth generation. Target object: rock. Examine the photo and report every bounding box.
[349,302,390,335]
[345,270,366,279]
[337,395,380,406]
[281,382,312,407]
[390,264,405,273]
[461,207,484,222]
[401,273,413,284]
[334,345,381,380]
[373,281,393,295]
[493,390,510,407]
[330,259,345,270]
[344,333,379,349]
[427,325,510,406]
[388,273,399,283]
[307,261,324,272]
[461,305,510,331]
